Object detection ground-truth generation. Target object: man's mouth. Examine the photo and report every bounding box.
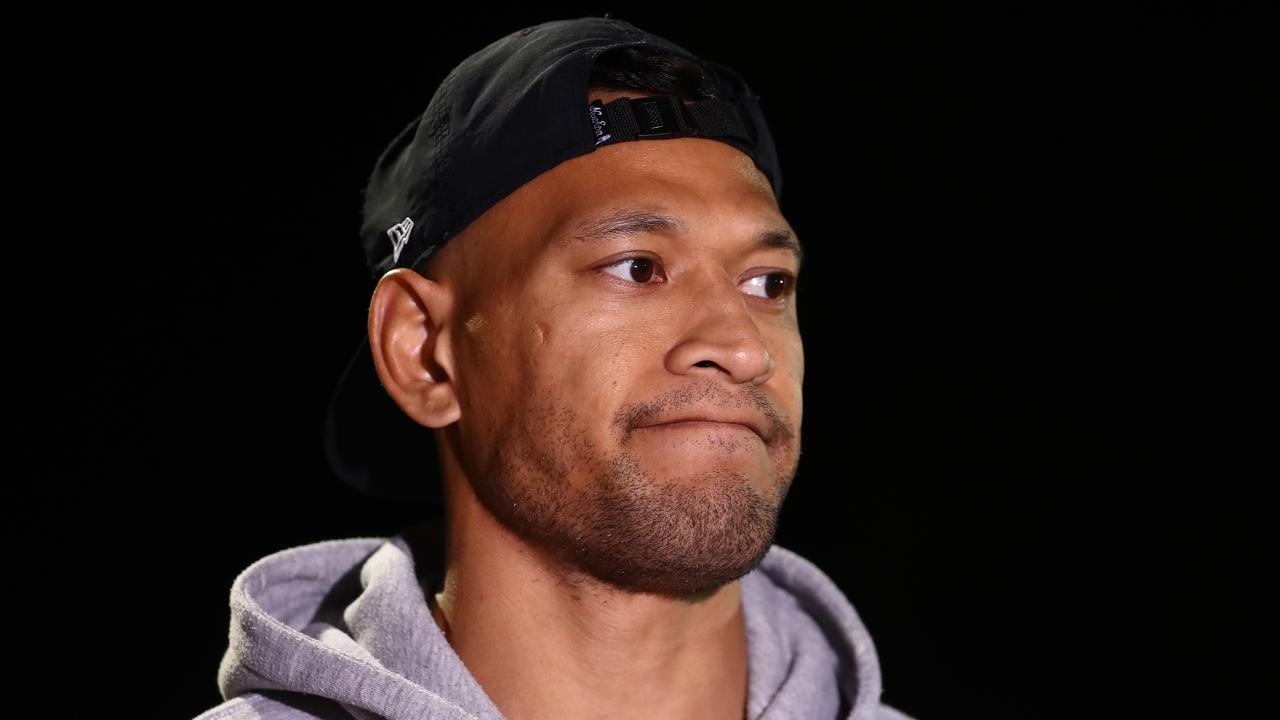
[636,415,768,441]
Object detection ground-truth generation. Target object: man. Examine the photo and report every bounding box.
[193,15,915,720]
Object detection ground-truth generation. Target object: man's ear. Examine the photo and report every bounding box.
[367,268,461,429]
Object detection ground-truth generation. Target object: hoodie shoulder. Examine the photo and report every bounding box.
[192,690,360,720]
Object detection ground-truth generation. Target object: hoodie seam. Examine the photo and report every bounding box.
[754,649,799,719]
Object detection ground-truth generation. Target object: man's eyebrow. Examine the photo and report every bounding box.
[565,208,804,269]
[757,227,805,271]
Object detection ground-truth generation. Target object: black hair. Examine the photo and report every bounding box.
[588,44,721,102]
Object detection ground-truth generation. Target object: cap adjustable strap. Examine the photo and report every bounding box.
[588,95,753,148]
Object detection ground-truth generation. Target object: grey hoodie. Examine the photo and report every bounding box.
[192,520,916,720]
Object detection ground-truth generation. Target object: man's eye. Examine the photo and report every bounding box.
[741,272,797,301]
[600,257,665,284]
[599,259,796,302]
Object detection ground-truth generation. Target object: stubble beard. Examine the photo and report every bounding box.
[472,388,799,600]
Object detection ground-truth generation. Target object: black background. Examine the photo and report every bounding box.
[17,3,1272,718]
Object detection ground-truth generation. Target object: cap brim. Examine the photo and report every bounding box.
[324,334,443,504]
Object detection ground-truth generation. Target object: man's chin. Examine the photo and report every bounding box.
[553,469,784,598]
[579,530,779,599]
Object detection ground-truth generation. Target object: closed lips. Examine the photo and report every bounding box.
[639,415,768,440]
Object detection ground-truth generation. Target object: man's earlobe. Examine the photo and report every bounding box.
[367,269,461,430]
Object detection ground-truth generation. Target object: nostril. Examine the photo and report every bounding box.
[694,360,716,368]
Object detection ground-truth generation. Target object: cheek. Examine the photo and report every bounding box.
[528,315,650,416]
[452,305,545,429]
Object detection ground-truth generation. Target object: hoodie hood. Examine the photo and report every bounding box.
[205,519,907,720]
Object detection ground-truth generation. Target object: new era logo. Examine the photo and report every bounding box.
[387,217,414,263]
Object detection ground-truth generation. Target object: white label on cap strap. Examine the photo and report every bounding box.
[387,217,414,263]
[589,99,612,145]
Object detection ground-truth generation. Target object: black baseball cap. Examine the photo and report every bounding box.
[323,15,784,503]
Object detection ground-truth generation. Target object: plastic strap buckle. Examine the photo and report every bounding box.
[631,96,690,138]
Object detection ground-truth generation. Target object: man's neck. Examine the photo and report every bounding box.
[429,488,750,720]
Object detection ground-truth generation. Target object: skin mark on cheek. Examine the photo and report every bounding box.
[465,313,486,334]
[533,320,550,345]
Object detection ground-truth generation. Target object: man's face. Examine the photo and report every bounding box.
[436,91,804,598]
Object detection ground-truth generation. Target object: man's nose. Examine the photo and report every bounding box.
[664,273,776,385]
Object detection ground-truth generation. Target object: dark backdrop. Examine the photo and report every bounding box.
[18,3,1272,718]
